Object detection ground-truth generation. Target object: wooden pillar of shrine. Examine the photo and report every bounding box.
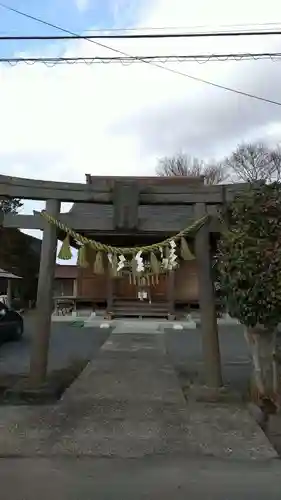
[6,279,12,308]
[106,264,113,314]
[195,202,222,388]
[29,198,61,385]
[167,270,175,318]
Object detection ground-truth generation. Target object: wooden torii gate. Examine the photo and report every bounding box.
[0,174,248,388]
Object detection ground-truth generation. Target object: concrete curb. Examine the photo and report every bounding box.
[51,313,241,327]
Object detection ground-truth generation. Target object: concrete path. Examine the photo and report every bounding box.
[0,328,276,458]
[0,330,197,458]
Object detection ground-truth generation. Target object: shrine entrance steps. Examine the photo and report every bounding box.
[112,299,170,318]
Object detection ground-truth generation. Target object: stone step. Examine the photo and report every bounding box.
[112,300,169,318]
[113,310,169,318]
[113,301,169,309]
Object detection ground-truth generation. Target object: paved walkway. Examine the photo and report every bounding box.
[0,327,279,497]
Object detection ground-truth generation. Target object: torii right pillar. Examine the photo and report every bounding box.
[195,202,222,388]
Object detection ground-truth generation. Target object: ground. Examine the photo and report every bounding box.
[0,318,280,498]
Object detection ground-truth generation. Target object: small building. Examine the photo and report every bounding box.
[0,267,22,307]
[54,174,220,318]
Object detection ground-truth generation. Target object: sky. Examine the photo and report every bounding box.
[1,0,281,261]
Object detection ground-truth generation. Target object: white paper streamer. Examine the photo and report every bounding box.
[135,250,144,273]
[117,254,126,272]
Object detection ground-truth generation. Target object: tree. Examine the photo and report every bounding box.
[223,142,281,183]
[216,182,281,413]
[0,197,22,214]
[156,153,229,184]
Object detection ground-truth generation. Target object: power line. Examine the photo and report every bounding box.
[3,53,281,66]
[83,21,281,33]
[1,2,281,107]
[3,20,281,35]
[1,29,281,40]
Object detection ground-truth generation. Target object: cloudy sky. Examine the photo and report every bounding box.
[1,0,281,258]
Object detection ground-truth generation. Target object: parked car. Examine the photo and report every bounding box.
[0,302,24,343]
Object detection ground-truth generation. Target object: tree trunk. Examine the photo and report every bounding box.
[244,325,278,404]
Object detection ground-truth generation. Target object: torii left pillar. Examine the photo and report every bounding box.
[29,199,60,386]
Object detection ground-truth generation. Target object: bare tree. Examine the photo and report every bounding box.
[202,163,229,185]
[223,142,281,183]
[156,153,229,184]
[269,144,281,181]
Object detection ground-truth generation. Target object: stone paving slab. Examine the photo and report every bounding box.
[0,400,193,458]
[63,363,184,404]
[61,331,185,407]
[0,405,52,456]
[0,400,277,460]
[101,332,166,352]
[184,403,278,460]
[48,399,194,458]
[87,355,173,372]
[113,321,162,334]
[92,349,168,361]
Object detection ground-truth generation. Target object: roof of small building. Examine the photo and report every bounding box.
[0,268,22,279]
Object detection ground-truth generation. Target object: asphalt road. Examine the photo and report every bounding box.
[0,319,111,374]
[0,318,252,391]
[0,456,280,499]
[165,324,252,392]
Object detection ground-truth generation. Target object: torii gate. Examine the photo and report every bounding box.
[0,173,250,388]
